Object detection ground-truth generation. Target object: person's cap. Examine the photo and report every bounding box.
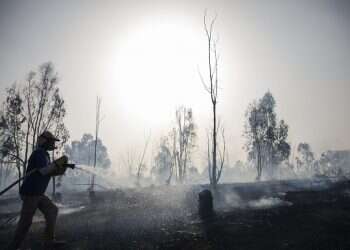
[39,131,60,142]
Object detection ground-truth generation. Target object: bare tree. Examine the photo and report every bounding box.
[91,97,102,192]
[171,106,196,183]
[206,120,226,185]
[136,133,151,187]
[199,11,225,187]
[121,136,151,187]
[121,150,136,179]
[151,136,173,184]
[22,62,69,172]
[166,128,177,185]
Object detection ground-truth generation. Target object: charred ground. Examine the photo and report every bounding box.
[1,179,350,250]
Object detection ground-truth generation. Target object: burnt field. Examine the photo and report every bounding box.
[1,179,350,250]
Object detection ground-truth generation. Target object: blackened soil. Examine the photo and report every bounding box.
[1,180,350,250]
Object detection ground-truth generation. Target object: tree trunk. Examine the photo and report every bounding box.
[23,122,31,176]
[92,137,97,191]
[0,162,3,187]
[212,102,217,187]
[51,150,56,198]
[17,164,21,191]
[256,143,262,181]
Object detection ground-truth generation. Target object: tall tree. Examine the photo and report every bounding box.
[295,143,315,172]
[171,106,196,183]
[91,97,102,191]
[151,137,173,184]
[0,62,69,189]
[0,85,26,188]
[121,150,136,179]
[21,62,69,175]
[244,92,290,180]
[244,101,265,180]
[24,63,69,196]
[23,63,68,155]
[64,133,111,169]
[136,133,151,187]
[199,12,226,187]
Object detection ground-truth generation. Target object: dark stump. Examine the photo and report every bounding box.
[89,190,96,203]
[198,189,214,219]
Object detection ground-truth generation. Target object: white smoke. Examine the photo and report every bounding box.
[248,197,292,209]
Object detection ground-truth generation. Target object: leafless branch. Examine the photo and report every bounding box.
[217,127,226,182]
[206,131,212,183]
[137,132,151,182]
[5,153,25,165]
[197,65,211,94]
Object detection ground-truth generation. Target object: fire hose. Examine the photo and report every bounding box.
[0,163,75,197]
[0,169,37,196]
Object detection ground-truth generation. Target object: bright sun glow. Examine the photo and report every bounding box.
[110,20,208,128]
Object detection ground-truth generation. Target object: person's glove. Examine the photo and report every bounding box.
[51,155,69,176]
[39,155,68,176]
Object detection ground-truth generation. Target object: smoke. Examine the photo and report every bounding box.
[210,181,318,212]
[215,188,292,211]
[56,204,85,215]
[248,197,292,209]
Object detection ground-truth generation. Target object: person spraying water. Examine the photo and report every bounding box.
[6,131,75,250]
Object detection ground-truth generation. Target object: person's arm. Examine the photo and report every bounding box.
[37,154,68,176]
[38,161,60,176]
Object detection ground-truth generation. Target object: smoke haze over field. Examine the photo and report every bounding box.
[0,0,349,172]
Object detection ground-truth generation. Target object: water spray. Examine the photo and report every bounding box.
[74,165,100,175]
[73,165,119,189]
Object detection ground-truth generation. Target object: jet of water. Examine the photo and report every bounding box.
[73,165,120,189]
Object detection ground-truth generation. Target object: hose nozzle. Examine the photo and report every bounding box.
[64,163,76,169]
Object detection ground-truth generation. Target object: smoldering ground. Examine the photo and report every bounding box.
[1,175,350,249]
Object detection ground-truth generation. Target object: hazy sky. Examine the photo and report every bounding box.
[0,0,349,170]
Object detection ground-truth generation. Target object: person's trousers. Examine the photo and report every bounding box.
[8,195,58,250]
